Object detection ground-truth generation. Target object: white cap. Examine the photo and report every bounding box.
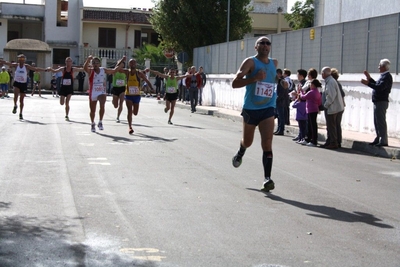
[1,66,5,69]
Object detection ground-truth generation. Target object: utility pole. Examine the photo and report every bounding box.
[226,0,230,42]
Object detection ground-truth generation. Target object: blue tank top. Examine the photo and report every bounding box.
[243,56,277,110]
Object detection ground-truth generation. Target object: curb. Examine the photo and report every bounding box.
[169,101,399,159]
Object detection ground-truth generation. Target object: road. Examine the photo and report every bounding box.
[0,95,399,267]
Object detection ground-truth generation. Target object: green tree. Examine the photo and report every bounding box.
[150,0,252,61]
[133,43,169,66]
[284,0,314,30]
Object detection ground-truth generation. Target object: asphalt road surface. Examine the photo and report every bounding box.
[1,94,399,267]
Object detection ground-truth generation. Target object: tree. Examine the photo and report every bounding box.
[150,0,252,62]
[284,0,314,30]
[133,43,169,66]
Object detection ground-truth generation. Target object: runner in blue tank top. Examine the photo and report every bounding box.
[231,36,278,192]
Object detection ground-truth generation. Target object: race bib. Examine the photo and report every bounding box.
[62,79,71,86]
[128,86,140,95]
[116,79,125,86]
[93,82,104,92]
[15,76,25,83]
[255,82,274,98]
[167,86,176,93]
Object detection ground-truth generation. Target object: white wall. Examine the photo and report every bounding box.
[82,23,139,49]
[318,0,400,26]
[202,74,400,139]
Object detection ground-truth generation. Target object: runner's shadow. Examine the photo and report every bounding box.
[96,132,177,143]
[170,123,204,130]
[20,119,46,125]
[65,120,91,125]
[247,188,393,229]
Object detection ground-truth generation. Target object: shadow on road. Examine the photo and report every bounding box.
[96,131,177,143]
[0,203,160,267]
[247,188,393,229]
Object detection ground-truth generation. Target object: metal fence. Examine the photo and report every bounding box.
[194,12,400,74]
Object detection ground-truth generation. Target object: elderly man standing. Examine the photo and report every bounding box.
[321,66,344,149]
[361,59,393,147]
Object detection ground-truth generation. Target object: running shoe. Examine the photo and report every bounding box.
[168,120,173,125]
[19,114,23,120]
[12,105,17,114]
[98,122,104,130]
[116,117,120,123]
[261,179,275,192]
[129,127,134,134]
[91,123,96,132]
[306,142,316,147]
[232,153,242,168]
[65,116,69,121]
[164,107,168,113]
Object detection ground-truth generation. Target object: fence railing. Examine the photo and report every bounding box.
[79,47,132,65]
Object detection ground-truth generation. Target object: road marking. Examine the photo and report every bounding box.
[87,157,110,165]
[79,143,94,146]
[120,248,166,262]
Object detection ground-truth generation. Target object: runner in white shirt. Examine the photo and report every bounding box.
[83,55,125,132]
[0,54,47,120]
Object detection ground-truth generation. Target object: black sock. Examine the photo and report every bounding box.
[237,143,246,157]
[263,151,273,178]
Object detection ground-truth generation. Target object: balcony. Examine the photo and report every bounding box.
[80,47,132,65]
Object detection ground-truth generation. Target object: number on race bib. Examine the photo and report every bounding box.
[255,82,274,98]
[167,87,176,93]
[116,79,125,86]
[63,79,71,86]
[93,83,104,92]
[128,86,140,95]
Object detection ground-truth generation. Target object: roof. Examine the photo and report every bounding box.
[82,9,151,24]
[4,39,51,52]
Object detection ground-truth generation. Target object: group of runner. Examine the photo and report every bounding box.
[0,54,195,134]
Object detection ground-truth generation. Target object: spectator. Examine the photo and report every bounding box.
[291,91,307,144]
[77,71,85,93]
[185,66,201,113]
[330,68,346,148]
[321,67,345,149]
[0,66,10,99]
[29,62,35,89]
[198,66,206,105]
[361,58,393,147]
[50,75,57,97]
[274,68,288,135]
[154,74,163,100]
[300,79,322,147]
[55,67,63,96]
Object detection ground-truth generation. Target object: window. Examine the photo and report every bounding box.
[57,0,68,27]
[134,30,141,48]
[53,49,70,65]
[98,28,116,48]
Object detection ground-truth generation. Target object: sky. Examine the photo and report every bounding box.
[0,0,299,11]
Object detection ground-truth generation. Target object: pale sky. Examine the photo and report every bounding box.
[0,0,299,10]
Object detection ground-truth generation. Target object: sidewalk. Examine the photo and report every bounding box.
[170,101,400,159]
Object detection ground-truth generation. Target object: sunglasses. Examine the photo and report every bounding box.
[258,41,271,46]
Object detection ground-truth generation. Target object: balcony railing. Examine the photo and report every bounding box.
[79,47,132,65]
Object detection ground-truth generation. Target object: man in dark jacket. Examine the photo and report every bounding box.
[361,58,393,147]
[274,69,289,135]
